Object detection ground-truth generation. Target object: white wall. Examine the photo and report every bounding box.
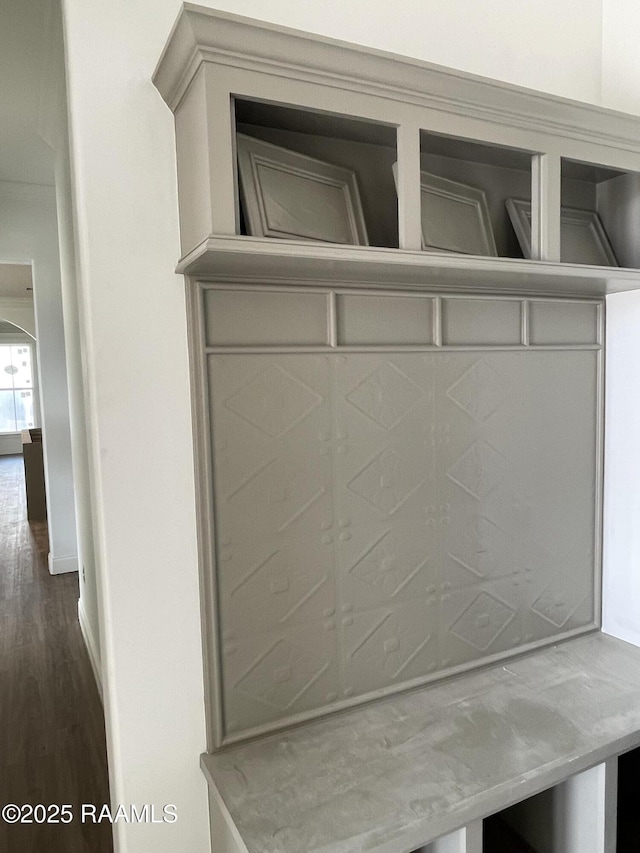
[60,2,611,852]
[599,3,640,647]
[0,181,78,575]
[43,0,103,689]
[62,4,208,851]
[602,0,640,113]
[200,0,605,103]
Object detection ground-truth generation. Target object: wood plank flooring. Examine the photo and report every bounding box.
[0,454,112,853]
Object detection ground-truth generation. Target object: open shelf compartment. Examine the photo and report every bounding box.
[560,158,640,270]
[234,98,398,249]
[418,131,533,261]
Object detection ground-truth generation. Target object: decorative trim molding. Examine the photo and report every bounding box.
[78,597,103,701]
[506,198,618,267]
[48,552,78,575]
[154,5,640,153]
[177,235,637,298]
[237,133,369,245]
[417,170,497,256]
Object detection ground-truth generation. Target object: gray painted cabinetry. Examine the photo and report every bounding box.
[154,7,640,852]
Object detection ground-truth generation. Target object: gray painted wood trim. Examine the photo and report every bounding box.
[602,758,619,853]
[531,154,561,262]
[200,632,640,853]
[207,784,250,853]
[177,235,640,297]
[595,339,606,627]
[185,277,225,749]
[154,5,640,155]
[396,123,422,251]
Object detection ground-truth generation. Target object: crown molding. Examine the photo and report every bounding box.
[154,4,640,152]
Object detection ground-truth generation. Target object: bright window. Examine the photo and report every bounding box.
[0,344,35,433]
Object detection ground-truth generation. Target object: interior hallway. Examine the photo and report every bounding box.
[0,454,112,853]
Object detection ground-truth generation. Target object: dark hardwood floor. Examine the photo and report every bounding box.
[0,454,112,853]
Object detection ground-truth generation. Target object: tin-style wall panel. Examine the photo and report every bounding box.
[207,348,598,738]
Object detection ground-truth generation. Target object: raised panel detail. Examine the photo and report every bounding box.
[204,289,329,346]
[442,299,522,345]
[208,350,598,739]
[236,134,369,245]
[529,300,599,345]
[337,294,434,345]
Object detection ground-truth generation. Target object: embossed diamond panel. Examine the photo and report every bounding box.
[208,349,598,739]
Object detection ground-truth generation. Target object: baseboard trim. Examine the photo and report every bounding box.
[78,598,103,701]
[48,552,78,575]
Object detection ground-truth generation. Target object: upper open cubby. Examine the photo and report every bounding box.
[560,158,640,269]
[154,5,640,296]
[234,99,398,249]
[418,131,533,259]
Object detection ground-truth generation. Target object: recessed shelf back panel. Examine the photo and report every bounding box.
[204,286,601,741]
